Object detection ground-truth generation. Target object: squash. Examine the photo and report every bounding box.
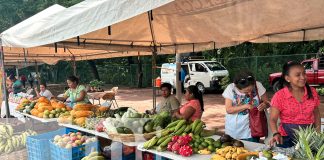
[70,110,76,117]
[74,117,86,126]
[34,103,39,109]
[37,112,44,118]
[55,102,66,109]
[30,108,39,116]
[98,106,109,112]
[37,102,50,108]
[38,96,50,104]
[74,104,93,111]
[51,100,58,108]
[74,111,94,118]
[236,152,259,160]
[37,105,53,112]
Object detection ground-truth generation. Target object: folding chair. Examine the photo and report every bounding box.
[102,87,119,108]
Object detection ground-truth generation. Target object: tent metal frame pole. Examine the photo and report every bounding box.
[72,56,76,76]
[148,10,157,110]
[0,44,11,119]
[35,61,40,89]
[15,66,19,79]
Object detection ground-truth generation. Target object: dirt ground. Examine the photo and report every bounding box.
[101,87,324,133]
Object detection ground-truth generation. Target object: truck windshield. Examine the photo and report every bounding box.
[205,62,226,71]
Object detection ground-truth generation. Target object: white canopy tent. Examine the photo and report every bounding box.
[2,0,324,117]
[2,0,324,52]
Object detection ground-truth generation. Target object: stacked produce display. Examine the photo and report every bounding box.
[58,103,110,128]
[0,123,36,155]
[52,131,97,149]
[16,97,71,119]
[8,92,33,104]
[103,109,170,135]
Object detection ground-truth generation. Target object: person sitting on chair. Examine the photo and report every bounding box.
[148,83,180,114]
[34,82,53,100]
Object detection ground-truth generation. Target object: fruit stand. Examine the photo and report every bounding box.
[4,96,318,160]
[137,135,264,160]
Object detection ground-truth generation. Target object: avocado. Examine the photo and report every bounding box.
[221,142,232,148]
[116,127,125,134]
[233,140,244,147]
[123,127,133,134]
[213,139,222,148]
[220,134,233,143]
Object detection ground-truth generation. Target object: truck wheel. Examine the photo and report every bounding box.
[273,81,281,92]
[196,83,205,94]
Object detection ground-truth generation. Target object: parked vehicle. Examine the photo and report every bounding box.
[269,56,324,92]
[161,60,229,93]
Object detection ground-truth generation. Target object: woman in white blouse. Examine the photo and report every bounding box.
[34,82,53,100]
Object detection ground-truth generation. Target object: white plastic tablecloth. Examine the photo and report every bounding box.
[137,135,266,160]
[1,101,24,118]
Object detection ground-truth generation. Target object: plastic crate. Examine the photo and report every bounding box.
[50,138,99,160]
[27,128,77,160]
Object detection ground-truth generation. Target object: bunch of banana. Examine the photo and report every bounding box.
[143,119,206,150]
[81,151,104,160]
[213,146,249,159]
[0,123,37,155]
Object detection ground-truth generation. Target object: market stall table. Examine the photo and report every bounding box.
[15,111,58,123]
[1,101,24,118]
[137,135,266,160]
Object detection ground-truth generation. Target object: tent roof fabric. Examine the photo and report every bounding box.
[2,0,324,64]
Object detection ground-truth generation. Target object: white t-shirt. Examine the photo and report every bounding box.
[40,90,53,100]
[222,81,266,139]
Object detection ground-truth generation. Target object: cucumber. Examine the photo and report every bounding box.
[157,135,170,145]
[174,119,186,131]
[191,119,201,132]
[166,120,181,128]
[184,123,192,133]
[159,136,172,147]
[174,124,187,135]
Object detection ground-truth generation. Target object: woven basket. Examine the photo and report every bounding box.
[107,131,157,143]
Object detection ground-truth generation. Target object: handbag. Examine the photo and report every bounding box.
[248,82,268,137]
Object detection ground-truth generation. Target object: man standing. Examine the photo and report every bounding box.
[20,74,27,88]
[28,73,34,88]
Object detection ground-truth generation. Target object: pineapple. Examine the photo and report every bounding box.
[293,126,324,160]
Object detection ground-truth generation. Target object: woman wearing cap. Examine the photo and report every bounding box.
[222,70,269,142]
[269,62,321,148]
